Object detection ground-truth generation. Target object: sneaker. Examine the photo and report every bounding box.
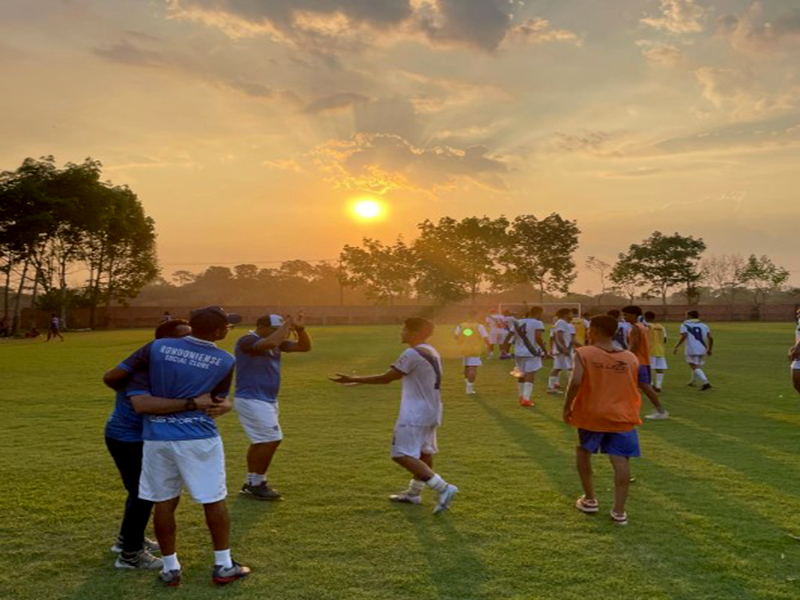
[610,510,628,526]
[687,382,696,387]
[700,383,712,391]
[389,491,422,504]
[546,388,561,395]
[644,410,669,420]
[653,387,662,393]
[433,484,458,514]
[158,569,182,587]
[575,495,599,514]
[240,482,282,500]
[115,550,164,570]
[519,399,533,407]
[111,536,160,554]
[212,561,251,585]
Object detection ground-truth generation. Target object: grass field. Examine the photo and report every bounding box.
[2,322,800,600]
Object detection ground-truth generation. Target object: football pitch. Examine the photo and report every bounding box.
[2,322,799,600]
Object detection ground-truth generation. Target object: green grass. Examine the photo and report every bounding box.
[1,323,799,600]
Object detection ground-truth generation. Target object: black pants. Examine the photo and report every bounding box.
[105,437,154,553]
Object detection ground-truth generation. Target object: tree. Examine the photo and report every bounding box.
[742,254,789,311]
[700,254,747,314]
[172,270,197,286]
[611,231,706,307]
[413,216,510,305]
[585,256,612,303]
[498,214,580,301]
[339,238,416,304]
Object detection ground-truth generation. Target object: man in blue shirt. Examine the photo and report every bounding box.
[103,318,191,570]
[235,312,312,500]
[127,306,250,587]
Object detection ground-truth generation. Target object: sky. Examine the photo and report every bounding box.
[1,0,799,293]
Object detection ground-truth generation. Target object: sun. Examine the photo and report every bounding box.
[350,197,385,221]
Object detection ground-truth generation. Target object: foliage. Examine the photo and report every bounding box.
[742,254,790,308]
[339,238,416,303]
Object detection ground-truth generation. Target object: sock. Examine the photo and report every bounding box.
[517,382,525,397]
[548,376,557,389]
[689,370,698,384]
[214,549,233,569]
[247,473,266,486]
[162,553,180,573]
[466,381,475,393]
[695,369,709,384]
[655,373,664,388]
[426,474,449,492]
[522,382,533,401]
[409,479,425,495]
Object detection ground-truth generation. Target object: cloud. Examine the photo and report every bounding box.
[551,130,622,157]
[312,133,508,193]
[641,0,706,34]
[167,0,577,53]
[716,1,800,53]
[304,92,369,114]
[694,66,797,118]
[91,40,165,67]
[635,40,685,67]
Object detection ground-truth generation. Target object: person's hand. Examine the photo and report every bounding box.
[205,397,232,418]
[563,408,572,425]
[330,373,357,385]
[293,310,306,330]
[673,347,678,355]
[194,393,215,410]
[707,350,713,357]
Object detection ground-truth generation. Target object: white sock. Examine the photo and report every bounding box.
[522,382,533,401]
[548,376,557,389]
[409,479,425,495]
[695,369,709,384]
[690,370,698,384]
[518,382,525,396]
[466,380,474,392]
[426,474,449,492]
[214,549,233,569]
[162,553,180,572]
[655,373,664,388]
[247,473,266,486]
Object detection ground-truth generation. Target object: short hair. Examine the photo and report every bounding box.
[528,306,544,317]
[590,315,618,338]
[256,315,275,328]
[607,309,621,318]
[582,312,591,319]
[571,308,580,315]
[405,317,434,337]
[155,318,190,339]
[621,305,642,317]
[556,308,572,318]
[687,310,700,319]
[644,311,656,321]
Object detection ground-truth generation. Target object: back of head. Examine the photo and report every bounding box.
[687,310,700,319]
[189,306,241,339]
[405,317,434,339]
[607,309,620,318]
[155,318,190,339]
[621,305,642,317]
[590,315,619,339]
[527,306,543,319]
[644,311,656,321]
[556,308,572,319]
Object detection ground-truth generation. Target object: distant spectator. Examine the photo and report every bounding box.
[161,311,173,323]
[47,313,65,342]
[24,327,41,339]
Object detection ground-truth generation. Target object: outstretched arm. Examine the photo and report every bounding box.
[330,368,404,386]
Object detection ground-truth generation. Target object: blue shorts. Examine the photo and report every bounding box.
[638,365,652,385]
[578,429,641,458]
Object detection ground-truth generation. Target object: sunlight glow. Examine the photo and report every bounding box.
[350,197,385,221]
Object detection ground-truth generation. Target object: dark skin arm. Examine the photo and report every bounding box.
[103,367,132,391]
[330,368,404,385]
[562,354,585,424]
[283,314,312,353]
[629,325,641,355]
[130,393,218,415]
[706,334,714,356]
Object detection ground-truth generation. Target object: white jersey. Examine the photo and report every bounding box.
[612,321,632,350]
[552,319,575,355]
[795,318,800,344]
[486,314,506,334]
[680,320,711,356]
[392,344,443,427]
[511,318,545,358]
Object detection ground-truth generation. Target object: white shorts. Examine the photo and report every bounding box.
[235,397,283,443]
[139,437,227,504]
[463,356,482,367]
[650,357,668,370]
[515,356,542,374]
[489,331,506,345]
[792,360,800,370]
[554,354,573,370]
[686,355,706,366]
[391,424,438,458]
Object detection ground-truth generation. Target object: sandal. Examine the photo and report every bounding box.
[575,496,599,514]
[610,510,628,526]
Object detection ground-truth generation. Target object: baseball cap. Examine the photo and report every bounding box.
[189,306,242,330]
[256,314,285,328]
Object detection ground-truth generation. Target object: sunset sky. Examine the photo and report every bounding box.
[2,0,799,292]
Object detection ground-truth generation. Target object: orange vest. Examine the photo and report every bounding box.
[567,346,642,432]
[632,322,651,365]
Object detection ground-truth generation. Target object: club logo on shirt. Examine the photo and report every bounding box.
[159,345,223,369]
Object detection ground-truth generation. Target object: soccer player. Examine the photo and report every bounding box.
[644,311,668,392]
[160,311,173,323]
[563,315,642,526]
[235,312,312,500]
[330,318,458,513]
[46,313,64,342]
[790,308,800,394]
[127,306,250,587]
[622,306,668,420]
[486,308,507,359]
[607,309,630,350]
[674,310,714,391]
[548,308,576,394]
[102,319,192,569]
[501,310,516,359]
[571,308,588,347]
[509,306,546,407]
[454,310,490,395]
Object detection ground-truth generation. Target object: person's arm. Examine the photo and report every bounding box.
[130,393,217,415]
[282,328,312,353]
[330,368,404,385]
[535,330,546,354]
[629,326,641,354]
[563,353,585,424]
[103,342,153,390]
[555,329,568,354]
[674,333,687,354]
[706,333,714,356]
[247,318,295,354]
[103,367,133,391]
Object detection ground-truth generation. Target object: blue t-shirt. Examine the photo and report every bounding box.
[234,332,296,403]
[126,336,235,441]
[104,342,153,443]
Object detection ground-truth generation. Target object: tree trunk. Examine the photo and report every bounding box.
[29,269,40,328]
[3,258,11,320]
[12,259,30,335]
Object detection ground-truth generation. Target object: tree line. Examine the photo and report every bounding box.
[0,157,158,333]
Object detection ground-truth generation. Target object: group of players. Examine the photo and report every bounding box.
[100,302,796,589]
